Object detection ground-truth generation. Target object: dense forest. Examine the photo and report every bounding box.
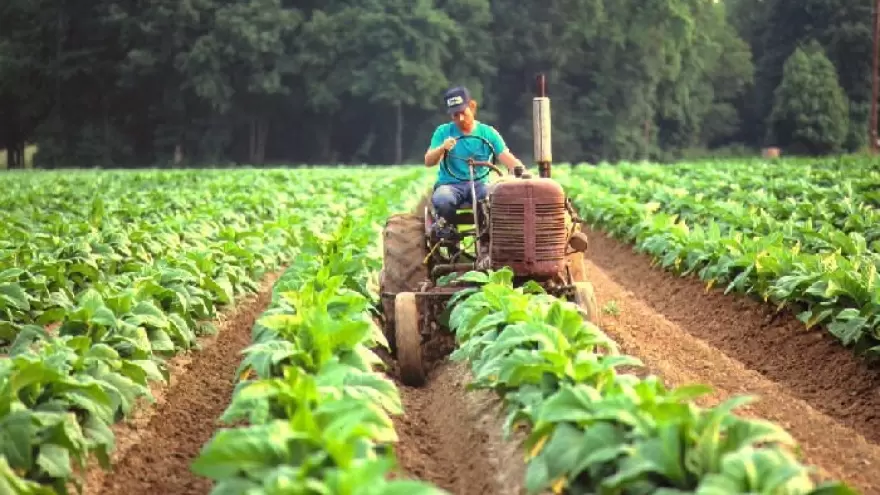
[0,0,875,168]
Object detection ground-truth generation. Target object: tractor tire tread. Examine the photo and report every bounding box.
[382,213,429,294]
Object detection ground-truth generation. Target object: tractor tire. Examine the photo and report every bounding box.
[379,213,429,352]
[573,281,601,327]
[395,292,426,387]
[382,213,429,292]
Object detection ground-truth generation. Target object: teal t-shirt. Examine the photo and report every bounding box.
[430,121,507,185]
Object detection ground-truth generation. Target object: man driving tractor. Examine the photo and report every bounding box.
[423,86,527,241]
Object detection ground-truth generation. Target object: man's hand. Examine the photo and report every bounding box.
[425,137,457,167]
[497,150,525,174]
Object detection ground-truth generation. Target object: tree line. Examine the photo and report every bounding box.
[0,0,873,168]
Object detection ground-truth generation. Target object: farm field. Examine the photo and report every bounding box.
[2,159,880,494]
[558,155,880,357]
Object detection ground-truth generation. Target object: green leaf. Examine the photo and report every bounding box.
[0,283,30,311]
[205,275,235,305]
[191,421,299,480]
[0,411,38,469]
[129,301,170,329]
[0,456,55,494]
[36,444,72,478]
[147,329,176,352]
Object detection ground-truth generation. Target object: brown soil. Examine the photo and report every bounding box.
[67,219,880,494]
[82,271,280,495]
[583,227,880,494]
[390,360,527,495]
[586,227,880,440]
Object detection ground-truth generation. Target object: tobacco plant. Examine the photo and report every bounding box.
[0,167,435,492]
[190,169,443,494]
[557,157,880,360]
[447,267,856,494]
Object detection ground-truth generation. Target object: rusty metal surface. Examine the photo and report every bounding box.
[488,178,567,278]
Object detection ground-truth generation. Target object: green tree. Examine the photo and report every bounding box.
[768,40,849,155]
[344,0,457,164]
[0,0,812,167]
[88,0,221,166]
[179,0,299,164]
[727,0,872,151]
[654,0,754,156]
[0,0,77,168]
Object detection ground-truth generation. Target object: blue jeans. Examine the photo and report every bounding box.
[432,181,487,223]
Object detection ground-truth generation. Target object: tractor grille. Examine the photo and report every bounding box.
[491,201,567,264]
[535,203,567,261]
[491,203,526,262]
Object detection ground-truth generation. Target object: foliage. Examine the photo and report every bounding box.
[190,166,443,494]
[2,0,871,167]
[0,157,868,493]
[768,40,850,154]
[558,156,880,360]
[0,165,435,492]
[0,0,764,168]
[726,0,873,151]
[446,267,855,494]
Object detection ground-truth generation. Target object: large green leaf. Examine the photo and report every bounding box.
[191,421,299,480]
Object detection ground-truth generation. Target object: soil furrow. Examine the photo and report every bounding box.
[83,271,281,495]
[390,360,527,495]
[582,229,880,493]
[583,227,880,443]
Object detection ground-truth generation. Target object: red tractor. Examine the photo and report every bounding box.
[378,75,599,386]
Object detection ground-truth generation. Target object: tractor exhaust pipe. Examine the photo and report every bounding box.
[533,73,552,178]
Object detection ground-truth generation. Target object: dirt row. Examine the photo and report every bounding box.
[73,224,880,494]
[81,272,281,494]
[387,227,880,494]
[390,361,527,495]
[75,264,524,495]
[582,227,880,494]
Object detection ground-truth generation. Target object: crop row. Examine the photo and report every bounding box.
[0,169,349,347]
[556,159,880,359]
[188,163,854,494]
[0,167,430,493]
[564,157,880,255]
[189,169,444,493]
[445,267,854,493]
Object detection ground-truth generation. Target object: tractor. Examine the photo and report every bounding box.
[378,74,599,386]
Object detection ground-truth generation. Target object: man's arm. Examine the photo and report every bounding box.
[425,125,454,167]
[425,140,454,167]
[497,150,525,174]
[487,126,524,173]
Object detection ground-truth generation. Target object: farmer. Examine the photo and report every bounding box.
[423,86,526,239]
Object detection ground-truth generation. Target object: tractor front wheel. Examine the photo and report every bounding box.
[379,213,429,352]
[395,292,426,387]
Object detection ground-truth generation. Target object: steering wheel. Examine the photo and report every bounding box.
[441,135,504,181]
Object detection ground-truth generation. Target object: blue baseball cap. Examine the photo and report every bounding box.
[443,86,471,114]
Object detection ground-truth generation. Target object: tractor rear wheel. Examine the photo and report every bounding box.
[379,213,429,352]
[395,292,426,386]
[573,281,600,326]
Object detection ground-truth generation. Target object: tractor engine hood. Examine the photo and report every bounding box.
[488,178,568,279]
